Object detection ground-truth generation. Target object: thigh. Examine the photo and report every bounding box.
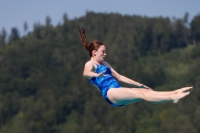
[107,88,144,105]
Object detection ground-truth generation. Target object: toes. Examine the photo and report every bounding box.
[183,87,193,93]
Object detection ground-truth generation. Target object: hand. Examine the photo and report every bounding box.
[95,70,107,77]
[139,84,152,90]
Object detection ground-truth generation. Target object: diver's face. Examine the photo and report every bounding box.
[94,45,106,62]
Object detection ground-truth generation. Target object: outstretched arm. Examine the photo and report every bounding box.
[117,75,142,86]
[103,61,151,89]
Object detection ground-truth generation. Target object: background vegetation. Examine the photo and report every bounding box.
[0,12,200,133]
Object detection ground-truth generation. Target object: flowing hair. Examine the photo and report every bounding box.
[78,25,104,57]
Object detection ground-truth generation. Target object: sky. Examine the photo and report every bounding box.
[1,0,200,35]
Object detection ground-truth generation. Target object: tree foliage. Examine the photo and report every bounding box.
[0,12,200,133]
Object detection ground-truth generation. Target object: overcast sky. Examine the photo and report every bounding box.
[1,0,200,35]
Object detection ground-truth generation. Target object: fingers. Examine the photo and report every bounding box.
[145,86,152,89]
[97,70,107,77]
[140,84,152,89]
[145,85,152,89]
[145,86,151,89]
[100,70,107,75]
[144,84,152,89]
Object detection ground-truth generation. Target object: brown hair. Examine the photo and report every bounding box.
[78,25,104,57]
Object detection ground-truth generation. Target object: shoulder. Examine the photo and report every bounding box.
[102,61,111,67]
[85,60,94,67]
[84,61,96,70]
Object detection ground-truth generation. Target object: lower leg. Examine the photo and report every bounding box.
[139,90,190,104]
[144,89,176,96]
[144,86,193,96]
[107,88,190,105]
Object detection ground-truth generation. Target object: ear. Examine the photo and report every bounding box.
[92,50,97,56]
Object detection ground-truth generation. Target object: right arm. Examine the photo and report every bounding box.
[83,61,106,78]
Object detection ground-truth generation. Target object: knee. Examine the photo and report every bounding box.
[139,89,152,100]
[145,89,153,93]
[130,89,146,99]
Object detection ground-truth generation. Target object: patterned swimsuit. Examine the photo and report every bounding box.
[89,64,124,106]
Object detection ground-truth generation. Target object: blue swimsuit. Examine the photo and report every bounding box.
[89,64,124,106]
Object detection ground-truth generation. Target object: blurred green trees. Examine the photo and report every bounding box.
[0,12,200,133]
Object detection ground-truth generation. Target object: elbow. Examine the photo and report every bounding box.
[83,72,86,77]
[83,74,88,78]
[83,72,89,78]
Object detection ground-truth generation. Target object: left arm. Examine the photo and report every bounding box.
[117,75,142,87]
[103,61,150,89]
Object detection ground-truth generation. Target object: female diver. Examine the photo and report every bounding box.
[78,26,192,106]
